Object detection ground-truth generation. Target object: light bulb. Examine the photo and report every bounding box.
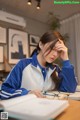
[27,0,32,5]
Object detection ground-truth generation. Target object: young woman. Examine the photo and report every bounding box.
[0,31,77,99]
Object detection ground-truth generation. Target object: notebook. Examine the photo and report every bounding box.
[43,91,69,100]
[44,90,80,101]
[67,85,80,100]
[76,85,80,92]
[0,94,69,120]
[68,92,80,100]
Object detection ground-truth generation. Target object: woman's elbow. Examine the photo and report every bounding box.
[70,82,77,93]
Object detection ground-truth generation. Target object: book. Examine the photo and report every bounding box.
[68,85,80,100]
[44,90,80,101]
[76,85,80,92]
[43,91,69,100]
[68,92,80,100]
[0,94,69,120]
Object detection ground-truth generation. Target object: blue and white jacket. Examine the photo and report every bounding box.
[0,54,77,100]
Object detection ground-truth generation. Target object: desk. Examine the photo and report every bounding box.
[56,100,80,120]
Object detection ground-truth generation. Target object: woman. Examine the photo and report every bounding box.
[0,31,77,99]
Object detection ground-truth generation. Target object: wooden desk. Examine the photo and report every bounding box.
[56,100,80,120]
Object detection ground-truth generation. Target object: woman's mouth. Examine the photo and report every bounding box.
[50,57,55,61]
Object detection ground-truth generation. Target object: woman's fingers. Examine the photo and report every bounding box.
[56,45,67,51]
[29,90,46,98]
[58,39,64,44]
[35,91,45,98]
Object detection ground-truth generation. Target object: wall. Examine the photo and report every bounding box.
[25,17,49,36]
[60,14,80,84]
[0,15,49,72]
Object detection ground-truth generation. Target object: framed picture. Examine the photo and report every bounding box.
[29,45,36,56]
[29,34,40,45]
[0,46,3,63]
[0,27,6,43]
[8,29,29,64]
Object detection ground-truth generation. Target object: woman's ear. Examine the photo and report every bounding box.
[39,41,44,50]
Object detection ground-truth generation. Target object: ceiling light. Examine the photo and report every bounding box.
[27,0,32,5]
[27,0,41,10]
[36,1,40,10]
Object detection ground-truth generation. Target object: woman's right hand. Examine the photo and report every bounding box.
[29,90,45,98]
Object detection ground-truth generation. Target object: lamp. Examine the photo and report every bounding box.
[27,0,32,5]
[36,0,41,9]
[27,0,41,10]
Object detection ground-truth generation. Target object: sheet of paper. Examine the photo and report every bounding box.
[6,98,69,119]
[0,94,37,107]
[76,85,80,92]
[68,92,80,100]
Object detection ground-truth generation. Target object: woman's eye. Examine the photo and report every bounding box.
[52,48,56,51]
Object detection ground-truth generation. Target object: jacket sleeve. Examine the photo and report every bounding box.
[0,60,30,100]
[58,60,77,93]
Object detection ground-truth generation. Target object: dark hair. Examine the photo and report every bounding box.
[30,31,64,56]
[30,31,64,90]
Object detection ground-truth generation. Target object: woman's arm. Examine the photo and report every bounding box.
[55,39,77,92]
[58,60,77,93]
[0,60,30,100]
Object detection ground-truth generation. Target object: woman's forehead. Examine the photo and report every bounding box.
[43,40,59,51]
[43,38,62,49]
[48,40,60,46]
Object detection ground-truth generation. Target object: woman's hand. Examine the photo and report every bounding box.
[55,39,69,61]
[29,90,45,98]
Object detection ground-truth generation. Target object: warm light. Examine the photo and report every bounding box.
[37,6,40,10]
[27,0,32,5]
[36,2,40,10]
[27,0,41,10]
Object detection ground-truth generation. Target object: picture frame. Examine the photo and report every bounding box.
[29,45,37,56]
[29,34,40,46]
[0,46,3,63]
[0,27,6,43]
[8,29,29,64]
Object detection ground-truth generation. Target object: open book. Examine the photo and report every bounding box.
[0,94,69,120]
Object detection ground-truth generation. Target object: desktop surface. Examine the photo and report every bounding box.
[56,99,80,120]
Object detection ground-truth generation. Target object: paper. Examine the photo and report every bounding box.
[76,85,80,92]
[43,91,70,100]
[0,94,37,107]
[44,91,80,101]
[0,94,69,120]
[68,92,80,100]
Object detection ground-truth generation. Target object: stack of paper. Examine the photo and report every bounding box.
[0,94,69,120]
[44,90,80,101]
[68,92,80,100]
[43,91,70,100]
[76,85,80,92]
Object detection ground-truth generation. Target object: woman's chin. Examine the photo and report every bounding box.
[47,59,55,63]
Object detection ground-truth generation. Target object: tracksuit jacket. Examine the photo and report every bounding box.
[0,53,77,100]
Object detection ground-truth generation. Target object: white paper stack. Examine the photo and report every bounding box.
[0,94,69,120]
